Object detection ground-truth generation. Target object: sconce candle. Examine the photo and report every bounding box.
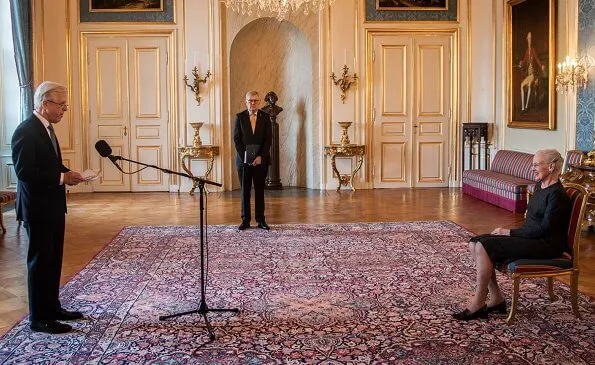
[330,65,358,104]
[183,66,211,106]
[555,55,594,94]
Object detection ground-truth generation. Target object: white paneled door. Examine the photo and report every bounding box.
[371,33,452,188]
[85,35,170,192]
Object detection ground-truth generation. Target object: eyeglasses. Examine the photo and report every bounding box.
[46,100,69,110]
[246,99,260,103]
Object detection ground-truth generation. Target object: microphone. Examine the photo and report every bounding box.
[95,139,112,157]
[95,140,123,172]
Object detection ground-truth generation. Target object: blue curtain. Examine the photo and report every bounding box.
[9,0,33,123]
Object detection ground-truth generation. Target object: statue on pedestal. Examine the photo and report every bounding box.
[261,91,283,189]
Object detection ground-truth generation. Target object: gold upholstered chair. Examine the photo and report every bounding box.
[504,183,588,324]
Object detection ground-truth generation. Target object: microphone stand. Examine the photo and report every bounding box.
[110,155,239,341]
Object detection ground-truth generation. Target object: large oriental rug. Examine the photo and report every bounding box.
[0,221,593,364]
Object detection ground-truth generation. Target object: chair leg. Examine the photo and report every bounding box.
[570,272,581,320]
[507,276,520,325]
[547,277,557,302]
[0,203,6,233]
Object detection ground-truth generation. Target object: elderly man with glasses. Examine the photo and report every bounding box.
[11,81,85,334]
[233,91,272,231]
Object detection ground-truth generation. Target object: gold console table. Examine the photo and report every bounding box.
[324,144,366,192]
[178,146,219,195]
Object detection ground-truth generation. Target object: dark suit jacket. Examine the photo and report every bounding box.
[11,114,70,223]
[233,109,272,167]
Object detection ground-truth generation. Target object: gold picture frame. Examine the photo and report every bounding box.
[507,0,556,130]
[81,0,174,23]
[376,0,448,11]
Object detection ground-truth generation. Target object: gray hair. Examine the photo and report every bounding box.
[245,90,259,100]
[536,149,563,174]
[34,81,67,109]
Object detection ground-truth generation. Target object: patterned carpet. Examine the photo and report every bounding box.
[0,221,593,364]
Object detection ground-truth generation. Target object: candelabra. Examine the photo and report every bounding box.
[330,65,358,103]
[184,67,211,105]
[555,55,594,94]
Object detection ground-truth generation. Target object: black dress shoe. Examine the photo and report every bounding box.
[55,309,84,321]
[30,320,72,334]
[452,305,488,321]
[238,221,250,230]
[257,221,270,230]
[487,301,507,314]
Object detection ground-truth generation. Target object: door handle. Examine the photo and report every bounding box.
[123,126,128,136]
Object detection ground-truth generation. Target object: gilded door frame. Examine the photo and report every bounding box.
[365,27,460,186]
[80,30,178,188]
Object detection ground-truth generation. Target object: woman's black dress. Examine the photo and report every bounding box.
[471,181,571,266]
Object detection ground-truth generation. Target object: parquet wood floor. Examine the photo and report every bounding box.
[1,188,593,335]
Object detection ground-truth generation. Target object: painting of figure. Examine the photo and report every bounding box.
[507,0,555,129]
[90,0,163,12]
[376,0,448,10]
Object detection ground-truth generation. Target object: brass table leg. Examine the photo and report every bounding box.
[349,155,364,192]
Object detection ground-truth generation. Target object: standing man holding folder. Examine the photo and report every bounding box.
[233,91,272,230]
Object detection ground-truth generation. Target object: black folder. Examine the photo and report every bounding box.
[244,144,259,164]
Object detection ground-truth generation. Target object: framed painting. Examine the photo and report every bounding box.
[80,0,175,23]
[507,0,556,129]
[376,0,448,11]
[366,0,457,22]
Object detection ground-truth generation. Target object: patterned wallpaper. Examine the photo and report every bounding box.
[366,0,458,22]
[576,0,595,151]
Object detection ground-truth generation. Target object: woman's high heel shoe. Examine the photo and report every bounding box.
[452,305,488,321]
[486,301,507,314]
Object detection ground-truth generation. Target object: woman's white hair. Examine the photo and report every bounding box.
[536,149,563,174]
[34,81,67,109]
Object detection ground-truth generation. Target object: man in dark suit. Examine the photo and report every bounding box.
[233,91,272,230]
[12,81,86,334]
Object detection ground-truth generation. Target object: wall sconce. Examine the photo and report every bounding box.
[555,55,594,94]
[330,65,358,103]
[183,67,211,105]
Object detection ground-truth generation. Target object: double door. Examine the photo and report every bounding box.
[84,34,170,192]
[371,33,454,188]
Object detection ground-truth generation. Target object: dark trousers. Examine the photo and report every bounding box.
[24,219,65,321]
[237,163,267,222]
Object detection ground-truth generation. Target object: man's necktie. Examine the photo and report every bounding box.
[250,113,256,133]
[47,124,58,156]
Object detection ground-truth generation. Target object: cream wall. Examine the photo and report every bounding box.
[18,0,579,192]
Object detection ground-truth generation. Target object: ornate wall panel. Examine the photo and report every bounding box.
[576,0,595,151]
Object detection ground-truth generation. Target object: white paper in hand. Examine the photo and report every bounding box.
[82,169,100,181]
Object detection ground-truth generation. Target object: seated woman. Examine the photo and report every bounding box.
[454,149,571,321]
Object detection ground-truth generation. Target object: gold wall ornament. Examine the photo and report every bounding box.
[337,121,352,146]
[189,122,204,147]
[555,55,594,94]
[183,67,211,105]
[330,65,358,103]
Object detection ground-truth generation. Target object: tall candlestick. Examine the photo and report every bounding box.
[344,49,347,65]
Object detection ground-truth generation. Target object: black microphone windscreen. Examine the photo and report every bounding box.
[95,140,112,157]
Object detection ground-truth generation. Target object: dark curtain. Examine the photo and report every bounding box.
[9,0,33,122]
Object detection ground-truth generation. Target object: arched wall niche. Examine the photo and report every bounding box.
[226,13,322,189]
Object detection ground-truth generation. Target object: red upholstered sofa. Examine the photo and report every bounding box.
[462,150,535,213]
